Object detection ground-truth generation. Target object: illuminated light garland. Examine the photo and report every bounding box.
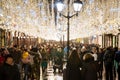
[0,0,119,41]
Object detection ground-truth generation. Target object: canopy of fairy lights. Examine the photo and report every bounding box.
[0,0,120,41]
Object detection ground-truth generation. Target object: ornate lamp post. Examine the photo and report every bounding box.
[56,0,83,57]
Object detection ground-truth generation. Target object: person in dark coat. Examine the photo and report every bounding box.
[115,50,120,80]
[103,47,114,80]
[30,47,41,80]
[81,53,98,80]
[66,48,82,80]
[0,54,21,80]
[97,48,104,79]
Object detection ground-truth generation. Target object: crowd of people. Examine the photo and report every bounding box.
[65,44,120,80]
[0,45,42,80]
[0,43,64,80]
[0,42,120,80]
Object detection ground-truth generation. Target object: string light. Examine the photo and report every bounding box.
[0,0,119,41]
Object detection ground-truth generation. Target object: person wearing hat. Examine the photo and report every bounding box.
[21,51,32,80]
[0,54,21,80]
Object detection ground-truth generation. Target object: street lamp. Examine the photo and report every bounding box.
[56,0,83,57]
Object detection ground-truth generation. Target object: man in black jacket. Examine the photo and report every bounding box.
[103,47,114,80]
[0,54,21,80]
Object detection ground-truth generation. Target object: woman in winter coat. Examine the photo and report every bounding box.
[66,48,82,80]
[82,53,98,80]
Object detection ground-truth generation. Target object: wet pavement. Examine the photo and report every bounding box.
[39,61,118,80]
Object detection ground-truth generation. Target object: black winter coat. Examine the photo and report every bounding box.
[0,63,21,80]
[82,61,98,80]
